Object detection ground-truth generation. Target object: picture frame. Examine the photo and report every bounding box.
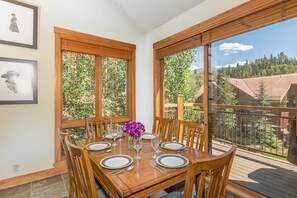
[0,57,37,104]
[0,0,38,49]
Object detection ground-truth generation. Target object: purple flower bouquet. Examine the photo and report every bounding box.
[122,121,145,139]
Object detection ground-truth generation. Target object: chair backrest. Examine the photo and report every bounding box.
[85,117,110,139]
[176,120,206,152]
[65,135,98,198]
[152,117,175,142]
[57,128,77,198]
[184,145,237,198]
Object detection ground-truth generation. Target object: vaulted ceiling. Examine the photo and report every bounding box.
[113,0,206,32]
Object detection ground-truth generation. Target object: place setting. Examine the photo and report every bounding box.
[99,154,135,175]
[85,141,111,154]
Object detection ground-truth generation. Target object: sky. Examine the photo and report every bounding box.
[190,17,297,70]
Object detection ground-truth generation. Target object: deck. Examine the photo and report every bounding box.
[212,141,297,198]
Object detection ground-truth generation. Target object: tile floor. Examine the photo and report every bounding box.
[0,174,237,198]
[0,174,68,198]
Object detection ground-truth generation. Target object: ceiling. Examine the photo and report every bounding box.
[113,0,206,33]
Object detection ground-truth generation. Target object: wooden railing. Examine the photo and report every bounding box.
[164,95,297,157]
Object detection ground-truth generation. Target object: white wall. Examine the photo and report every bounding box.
[0,0,143,180]
[137,0,248,134]
[0,0,247,180]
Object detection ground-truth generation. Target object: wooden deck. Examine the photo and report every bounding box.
[212,141,297,198]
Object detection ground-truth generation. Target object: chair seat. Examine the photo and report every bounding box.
[165,181,185,193]
[98,188,109,198]
[160,191,183,198]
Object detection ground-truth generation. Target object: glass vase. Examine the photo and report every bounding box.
[128,135,135,150]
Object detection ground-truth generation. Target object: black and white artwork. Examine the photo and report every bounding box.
[0,0,38,49]
[0,57,37,104]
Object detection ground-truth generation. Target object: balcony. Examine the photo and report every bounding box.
[164,98,297,197]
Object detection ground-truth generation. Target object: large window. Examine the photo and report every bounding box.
[55,28,135,162]
[154,1,297,197]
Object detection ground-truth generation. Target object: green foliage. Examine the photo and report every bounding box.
[219,52,297,78]
[217,72,238,130]
[256,79,270,106]
[102,57,127,116]
[164,49,204,122]
[164,49,200,103]
[255,117,283,148]
[62,52,96,120]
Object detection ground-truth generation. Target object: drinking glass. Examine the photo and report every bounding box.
[134,137,142,160]
[117,124,123,142]
[151,137,159,159]
[111,131,119,146]
[155,135,162,154]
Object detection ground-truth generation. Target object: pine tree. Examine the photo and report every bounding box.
[217,73,238,131]
[255,79,282,148]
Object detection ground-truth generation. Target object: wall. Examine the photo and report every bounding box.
[0,0,143,180]
[0,0,247,180]
[138,0,248,134]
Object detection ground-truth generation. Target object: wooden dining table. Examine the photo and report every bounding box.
[77,136,213,198]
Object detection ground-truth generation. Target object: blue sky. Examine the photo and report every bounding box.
[190,17,297,70]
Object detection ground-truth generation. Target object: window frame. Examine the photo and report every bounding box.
[153,0,297,196]
[153,0,297,154]
[54,27,136,163]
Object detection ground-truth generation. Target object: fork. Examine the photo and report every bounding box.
[150,161,167,173]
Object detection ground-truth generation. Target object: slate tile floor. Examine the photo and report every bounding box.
[0,174,68,198]
[0,173,237,198]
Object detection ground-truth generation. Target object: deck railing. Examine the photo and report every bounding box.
[164,96,297,157]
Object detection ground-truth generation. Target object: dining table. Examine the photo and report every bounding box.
[76,134,213,198]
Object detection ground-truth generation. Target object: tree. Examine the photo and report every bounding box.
[256,79,270,106]
[164,49,197,103]
[164,49,204,121]
[255,79,282,148]
[217,72,238,134]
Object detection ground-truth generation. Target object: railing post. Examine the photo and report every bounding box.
[176,94,184,121]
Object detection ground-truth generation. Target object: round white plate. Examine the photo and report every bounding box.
[100,155,133,169]
[103,133,118,139]
[161,142,185,151]
[141,133,156,140]
[86,142,111,151]
[156,154,189,169]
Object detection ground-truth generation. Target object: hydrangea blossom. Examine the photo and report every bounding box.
[122,122,145,138]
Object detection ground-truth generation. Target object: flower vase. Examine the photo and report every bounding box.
[128,136,135,150]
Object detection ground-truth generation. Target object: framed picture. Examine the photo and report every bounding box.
[0,0,38,49]
[0,57,37,104]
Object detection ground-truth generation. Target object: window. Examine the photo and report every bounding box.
[55,27,135,162]
[154,1,297,197]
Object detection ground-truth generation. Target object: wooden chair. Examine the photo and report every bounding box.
[162,145,237,198]
[65,134,108,198]
[152,117,175,142]
[57,128,77,198]
[176,120,206,152]
[85,117,111,139]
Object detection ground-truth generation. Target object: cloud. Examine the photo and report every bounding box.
[219,42,254,55]
[214,60,248,69]
[189,65,201,71]
[224,60,247,67]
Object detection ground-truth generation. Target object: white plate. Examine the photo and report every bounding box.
[141,133,156,140]
[161,142,185,151]
[156,154,189,169]
[103,133,118,139]
[100,155,133,169]
[86,142,111,151]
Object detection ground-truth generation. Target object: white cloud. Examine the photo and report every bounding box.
[189,65,201,71]
[214,60,248,69]
[219,42,254,55]
[225,60,247,67]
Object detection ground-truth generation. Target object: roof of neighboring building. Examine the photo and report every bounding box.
[196,73,297,101]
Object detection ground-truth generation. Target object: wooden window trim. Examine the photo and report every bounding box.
[54,27,136,163]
